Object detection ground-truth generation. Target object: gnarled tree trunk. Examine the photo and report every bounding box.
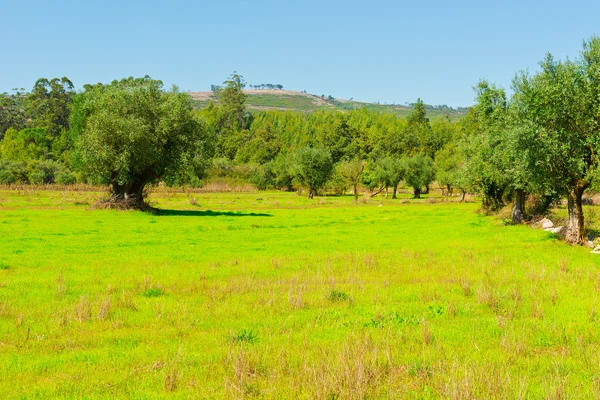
[109,172,157,209]
[566,181,589,245]
[512,189,526,224]
[392,185,398,199]
[413,187,421,199]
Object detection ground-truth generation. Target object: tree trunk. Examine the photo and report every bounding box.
[460,189,466,202]
[413,187,421,199]
[423,184,430,195]
[109,173,156,209]
[392,185,398,199]
[370,187,385,198]
[385,186,388,198]
[308,188,315,199]
[566,181,589,245]
[353,184,359,202]
[511,189,526,224]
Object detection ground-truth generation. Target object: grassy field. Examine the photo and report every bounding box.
[1,188,599,398]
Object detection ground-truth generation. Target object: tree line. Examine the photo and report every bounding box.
[1,37,599,244]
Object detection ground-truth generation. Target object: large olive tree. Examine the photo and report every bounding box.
[512,37,600,244]
[72,77,211,208]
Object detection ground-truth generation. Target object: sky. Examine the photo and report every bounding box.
[2,0,599,107]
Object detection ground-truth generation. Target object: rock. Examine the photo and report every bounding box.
[541,218,554,230]
[592,246,600,254]
[548,226,567,238]
[588,240,595,248]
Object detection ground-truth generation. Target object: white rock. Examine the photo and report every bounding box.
[548,226,567,238]
[541,218,554,230]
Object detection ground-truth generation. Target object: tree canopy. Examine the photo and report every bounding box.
[72,77,211,207]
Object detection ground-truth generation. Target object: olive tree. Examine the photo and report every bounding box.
[403,154,435,199]
[512,37,600,243]
[337,158,364,201]
[72,77,211,208]
[292,147,333,198]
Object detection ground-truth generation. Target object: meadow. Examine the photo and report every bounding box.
[1,188,600,398]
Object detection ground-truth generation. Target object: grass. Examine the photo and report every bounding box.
[1,188,600,398]
[245,94,326,111]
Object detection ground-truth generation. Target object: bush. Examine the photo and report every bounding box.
[28,171,46,184]
[26,160,59,184]
[250,163,275,190]
[55,172,77,185]
[0,160,27,183]
[0,170,15,185]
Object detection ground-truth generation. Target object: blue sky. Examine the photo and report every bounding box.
[2,0,599,106]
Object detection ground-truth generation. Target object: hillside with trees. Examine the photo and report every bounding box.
[189,89,468,120]
[1,36,600,245]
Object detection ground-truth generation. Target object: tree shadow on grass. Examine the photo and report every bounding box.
[154,209,272,217]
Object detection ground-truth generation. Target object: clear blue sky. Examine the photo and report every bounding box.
[2,0,599,107]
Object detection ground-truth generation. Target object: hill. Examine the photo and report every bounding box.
[188,90,468,121]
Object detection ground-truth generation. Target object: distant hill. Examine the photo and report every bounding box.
[188,90,468,121]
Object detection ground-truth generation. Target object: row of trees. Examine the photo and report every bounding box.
[1,36,599,244]
[449,37,600,244]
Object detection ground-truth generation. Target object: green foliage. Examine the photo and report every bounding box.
[55,171,77,185]
[25,77,74,138]
[0,160,27,183]
[73,77,212,204]
[218,72,249,131]
[435,141,468,197]
[229,329,258,344]
[461,81,511,210]
[0,127,53,161]
[403,154,436,198]
[143,288,164,298]
[292,147,334,198]
[327,289,352,303]
[336,158,365,199]
[0,92,26,139]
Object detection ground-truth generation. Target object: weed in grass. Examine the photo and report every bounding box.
[55,272,66,299]
[460,279,473,297]
[143,287,164,297]
[74,296,92,323]
[0,262,8,270]
[117,290,138,311]
[97,296,111,321]
[229,329,258,344]
[164,366,179,392]
[327,289,352,303]
[447,302,457,317]
[559,258,569,273]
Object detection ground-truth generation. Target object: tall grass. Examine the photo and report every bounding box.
[0,189,599,397]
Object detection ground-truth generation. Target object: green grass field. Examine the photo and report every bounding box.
[1,188,599,398]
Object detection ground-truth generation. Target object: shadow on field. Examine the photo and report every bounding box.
[155,209,272,217]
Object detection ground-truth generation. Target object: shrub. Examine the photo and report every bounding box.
[0,170,15,185]
[55,172,77,185]
[28,171,46,184]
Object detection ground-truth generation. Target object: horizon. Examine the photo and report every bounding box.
[2,0,599,107]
